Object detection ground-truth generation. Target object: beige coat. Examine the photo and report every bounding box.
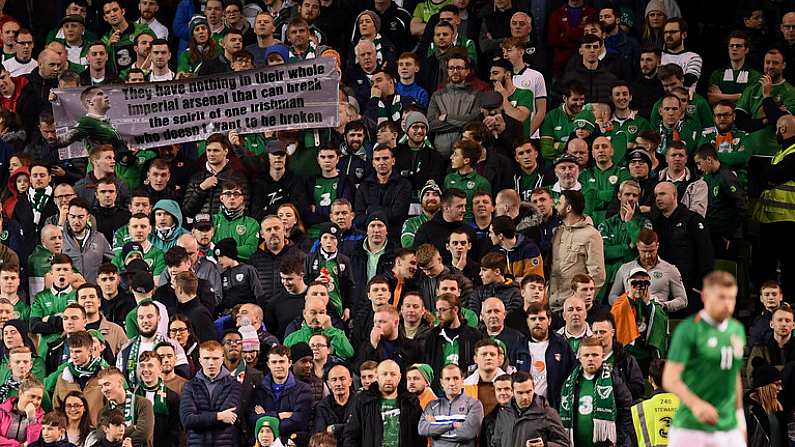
[53,372,105,425]
[548,218,605,312]
[98,316,128,355]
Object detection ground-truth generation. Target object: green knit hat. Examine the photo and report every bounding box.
[88,329,106,345]
[411,363,434,386]
[573,109,596,133]
[255,416,280,441]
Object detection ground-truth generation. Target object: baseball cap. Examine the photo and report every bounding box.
[266,140,288,154]
[628,267,651,279]
[193,213,213,231]
[480,90,503,109]
[130,271,155,294]
[553,153,580,167]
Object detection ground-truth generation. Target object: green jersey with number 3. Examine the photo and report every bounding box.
[667,312,745,432]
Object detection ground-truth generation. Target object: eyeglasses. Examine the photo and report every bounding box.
[169,327,188,334]
[65,403,84,409]
[221,191,243,197]
[447,66,467,71]
[309,344,328,349]
[436,306,453,313]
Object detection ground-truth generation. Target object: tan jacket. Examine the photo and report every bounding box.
[53,372,105,425]
[97,316,128,355]
[548,218,605,312]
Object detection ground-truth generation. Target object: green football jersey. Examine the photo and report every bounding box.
[708,65,761,96]
[540,104,577,160]
[508,87,535,137]
[69,115,128,153]
[668,313,746,432]
[444,170,491,222]
[736,80,795,156]
[314,176,339,208]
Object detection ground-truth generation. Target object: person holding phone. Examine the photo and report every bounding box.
[610,267,670,374]
[490,371,568,447]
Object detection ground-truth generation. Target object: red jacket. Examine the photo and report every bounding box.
[0,76,29,113]
[547,4,597,75]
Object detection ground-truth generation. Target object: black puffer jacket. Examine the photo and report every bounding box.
[249,243,304,302]
[179,370,242,447]
[181,162,249,217]
[343,384,424,447]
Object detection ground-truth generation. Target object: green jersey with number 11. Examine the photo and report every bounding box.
[667,312,745,432]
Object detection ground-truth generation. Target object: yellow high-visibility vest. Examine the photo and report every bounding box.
[631,392,680,447]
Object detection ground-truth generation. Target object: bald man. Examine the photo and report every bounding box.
[481,297,531,371]
[344,359,424,447]
[651,182,714,314]
[756,115,795,296]
[17,49,61,136]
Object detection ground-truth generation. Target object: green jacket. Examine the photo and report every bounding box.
[0,355,47,383]
[211,212,260,261]
[12,299,30,322]
[283,324,354,360]
[651,93,714,129]
[401,213,430,248]
[30,287,77,348]
[597,213,651,301]
[580,164,630,226]
[116,149,158,191]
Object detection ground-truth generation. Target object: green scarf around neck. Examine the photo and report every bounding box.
[559,364,617,445]
[68,356,106,380]
[109,390,137,427]
[135,380,169,415]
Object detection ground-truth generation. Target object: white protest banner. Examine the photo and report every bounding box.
[51,57,340,158]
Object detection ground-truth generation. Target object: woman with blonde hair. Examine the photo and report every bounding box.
[746,357,786,446]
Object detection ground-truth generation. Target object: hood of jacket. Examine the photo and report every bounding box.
[463,367,507,385]
[152,199,184,229]
[7,167,29,193]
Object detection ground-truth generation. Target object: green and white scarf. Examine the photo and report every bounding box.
[0,377,21,402]
[559,364,616,445]
[66,356,106,381]
[289,42,317,62]
[135,380,169,416]
[28,185,53,225]
[109,390,137,427]
[126,334,166,386]
[377,94,403,124]
[372,34,384,66]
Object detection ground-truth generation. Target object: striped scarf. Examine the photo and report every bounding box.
[377,94,403,124]
[559,365,616,444]
[372,34,384,65]
[289,42,317,62]
[109,390,137,427]
[28,185,52,225]
[135,380,170,416]
[126,334,165,386]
